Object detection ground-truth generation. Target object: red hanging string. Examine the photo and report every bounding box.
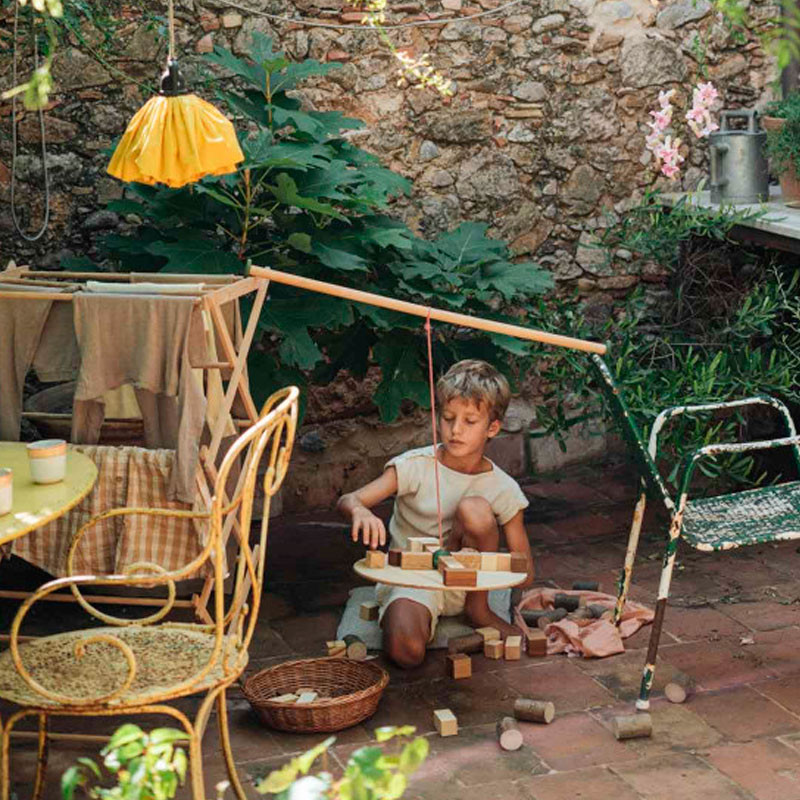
[424,308,444,549]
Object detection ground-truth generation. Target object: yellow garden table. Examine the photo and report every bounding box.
[0,442,97,548]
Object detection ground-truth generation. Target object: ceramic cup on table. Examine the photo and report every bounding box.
[0,468,11,514]
[27,439,67,484]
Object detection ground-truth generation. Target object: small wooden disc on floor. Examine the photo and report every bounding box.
[612,713,652,740]
[343,633,367,661]
[496,716,524,751]
[664,682,687,704]
[513,698,555,724]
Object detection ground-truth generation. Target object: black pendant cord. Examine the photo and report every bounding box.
[10,1,51,243]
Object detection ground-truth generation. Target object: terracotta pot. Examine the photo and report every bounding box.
[761,116,800,202]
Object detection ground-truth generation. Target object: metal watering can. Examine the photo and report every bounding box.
[709,109,769,204]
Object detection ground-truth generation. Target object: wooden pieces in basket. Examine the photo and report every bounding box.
[365,550,386,568]
[513,698,555,724]
[327,640,347,658]
[612,712,652,740]
[342,634,367,661]
[496,716,524,751]
[296,691,319,704]
[272,693,299,704]
[434,708,458,737]
[447,653,472,679]
[360,601,379,621]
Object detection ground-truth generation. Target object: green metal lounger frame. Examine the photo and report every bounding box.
[591,355,800,710]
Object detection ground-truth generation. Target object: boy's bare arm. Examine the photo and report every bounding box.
[503,510,534,588]
[337,467,398,549]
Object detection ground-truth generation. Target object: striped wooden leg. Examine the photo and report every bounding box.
[636,512,683,710]
[613,487,647,625]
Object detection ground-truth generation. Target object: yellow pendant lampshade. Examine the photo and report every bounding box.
[107,1,243,188]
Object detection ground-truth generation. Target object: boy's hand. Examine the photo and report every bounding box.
[351,507,386,549]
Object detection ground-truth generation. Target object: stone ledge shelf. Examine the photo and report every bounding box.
[662,186,800,255]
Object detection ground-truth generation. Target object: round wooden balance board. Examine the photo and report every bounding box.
[354,558,527,592]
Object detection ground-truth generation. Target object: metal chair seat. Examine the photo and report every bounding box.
[683,480,800,551]
[0,626,244,710]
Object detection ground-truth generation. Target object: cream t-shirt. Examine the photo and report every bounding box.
[385,445,529,549]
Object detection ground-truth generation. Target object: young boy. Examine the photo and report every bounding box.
[338,359,533,668]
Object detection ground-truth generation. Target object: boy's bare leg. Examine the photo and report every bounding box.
[381,599,432,669]
[452,497,521,638]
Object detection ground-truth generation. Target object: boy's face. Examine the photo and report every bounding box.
[438,397,501,459]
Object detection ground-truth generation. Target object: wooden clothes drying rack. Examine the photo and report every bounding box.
[0,267,271,625]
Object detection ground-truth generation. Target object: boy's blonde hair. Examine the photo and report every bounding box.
[436,359,510,423]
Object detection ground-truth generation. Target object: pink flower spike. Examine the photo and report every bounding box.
[658,89,676,108]
[696,81,718,106]
[661,163,680,179]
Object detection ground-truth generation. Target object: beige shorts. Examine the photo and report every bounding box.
[375,583,468,642]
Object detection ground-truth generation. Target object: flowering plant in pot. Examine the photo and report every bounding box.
[762,92,800,202]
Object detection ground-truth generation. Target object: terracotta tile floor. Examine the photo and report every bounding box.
[3,458,800,799]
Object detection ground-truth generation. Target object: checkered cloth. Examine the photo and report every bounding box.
[9,446,209,578]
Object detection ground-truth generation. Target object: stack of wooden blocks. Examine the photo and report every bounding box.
[364,543,527,587]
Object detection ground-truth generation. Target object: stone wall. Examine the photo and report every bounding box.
[0,0,778,510]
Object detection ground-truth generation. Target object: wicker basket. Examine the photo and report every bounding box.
[242,657,389,733]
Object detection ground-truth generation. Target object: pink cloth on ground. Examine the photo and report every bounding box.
[514,587,654,658]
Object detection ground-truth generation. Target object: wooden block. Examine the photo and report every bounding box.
[510,552,528,573]
[451,550,482,569]
[437,555,464,574]
[365,550,386,568]
[343,634,367,661]
[664,682,687,704]
[612,713,652,740]
[295,686,314,694]
[443,567,477,587]
[408,536,439,552]
[296,691,318,704]
[536,608,567,629]
[554,593,580,612]
[484,639,504,659]
[271,693,298,704]
[326,639,346,657]
[587,604,608,619]
[401,551,434,570]
[525,630,547,657]
[447,633,485,655]
[572,580,599,591]
[496,553,512,571]
[433,708,458,737]
[360,601,379,621]
[496,716,523,751]
[513,698,555,724]
[481,553,499,571]
[424,543,440,554]
[388,548,402,566]
[504,635,522,660]
[476,626,501,642]
[446,653,472,679]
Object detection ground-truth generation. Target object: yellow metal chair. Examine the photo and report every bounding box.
[0,386,299,800]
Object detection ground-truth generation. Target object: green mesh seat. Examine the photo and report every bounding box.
[683,480,800,551]
[590,354,800,713]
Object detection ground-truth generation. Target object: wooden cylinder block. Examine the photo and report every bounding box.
[554,593,580,612]
[612,713,653,740]
[536,608,567,630]
[513,698,555,724]
[447,632,485,655]
[664,682,687,704]
[572,580,599,591]
[496,716,524,751]
[343,634,367,661]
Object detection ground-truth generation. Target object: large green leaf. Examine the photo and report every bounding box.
[146,232,241,273]
[266,173,346,220]
[436,222,506,268]
[311,241,369,271]
[205,45,266,90]
[292,160,361,199]
[472,260,555,301]
[373,339,430,421]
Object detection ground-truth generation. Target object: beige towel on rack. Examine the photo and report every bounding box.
[71,294,207,502]
[0,285,55,440]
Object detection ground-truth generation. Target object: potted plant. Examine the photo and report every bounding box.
[762,92,800,202]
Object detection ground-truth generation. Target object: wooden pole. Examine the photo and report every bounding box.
[246,265,607,355]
